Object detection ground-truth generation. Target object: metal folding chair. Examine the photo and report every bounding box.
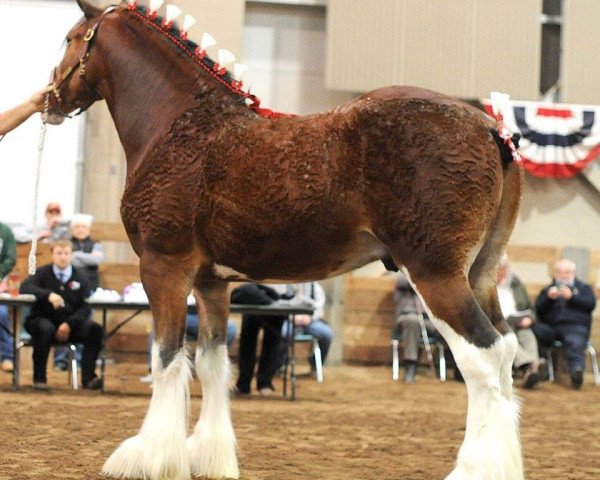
[546,340,600,386]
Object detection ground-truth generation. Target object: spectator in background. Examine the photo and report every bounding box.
[496,254,543,389]
[54,213,104,370]
[533,258,597,389]
[233,283,292,396]
[393,271,438,383]
[0,221,17,372]
[69,213,104,292]
[38,202,70,242]
[280,282,334,371]
[20,239,104,390]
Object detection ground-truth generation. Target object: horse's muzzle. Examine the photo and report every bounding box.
[45,112,66,125]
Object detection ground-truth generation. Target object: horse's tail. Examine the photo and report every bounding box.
[491,129,521,168]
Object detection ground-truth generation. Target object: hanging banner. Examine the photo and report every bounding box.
[482,100,600,178]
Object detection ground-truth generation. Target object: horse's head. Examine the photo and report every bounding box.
[47,0,113,124]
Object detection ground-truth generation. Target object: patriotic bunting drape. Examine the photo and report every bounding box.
[482,100,600,178]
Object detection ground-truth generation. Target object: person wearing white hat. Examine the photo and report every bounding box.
[69,214,104,292]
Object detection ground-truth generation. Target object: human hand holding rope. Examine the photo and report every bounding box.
[0,86,53,140]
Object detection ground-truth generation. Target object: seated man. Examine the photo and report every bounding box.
[393,271,438,383]
[20,239,104,390]
[54,213,105,371]
[280,282,334,371]
[533,258,596,389]
[496,254,543,389]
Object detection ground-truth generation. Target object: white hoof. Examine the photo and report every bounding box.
[102,433,191,480]
[187,429,239,479]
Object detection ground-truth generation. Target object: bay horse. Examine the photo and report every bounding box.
[44,1,524,479]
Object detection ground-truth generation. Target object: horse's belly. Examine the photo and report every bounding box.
[212,229,388,282]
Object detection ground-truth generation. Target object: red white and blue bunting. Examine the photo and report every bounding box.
[483,100,600,178]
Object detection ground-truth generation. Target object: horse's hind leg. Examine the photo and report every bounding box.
[469,163,523,400]
[187,278,239,479]
[102,252,192,480]
[410,271,523,480]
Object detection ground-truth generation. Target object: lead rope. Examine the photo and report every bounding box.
[28,94,49,275]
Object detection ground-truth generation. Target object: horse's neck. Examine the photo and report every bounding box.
[98,22,247,173]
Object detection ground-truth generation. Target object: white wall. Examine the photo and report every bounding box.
[0,0,84,225]
[242,2,354,115]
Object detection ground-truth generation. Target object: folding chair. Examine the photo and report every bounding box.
[15,336,79,390]
[391,331,446,381]
[292,333,323,383]
[546,340,600,386]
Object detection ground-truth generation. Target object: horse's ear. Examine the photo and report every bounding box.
[76,0,104,19]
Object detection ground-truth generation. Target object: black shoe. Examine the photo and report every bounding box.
[522,363,541,390]
[404,362,417,383]
[453,368,464,383]
[571,368,584,390]
[537,358,549,382]
[83,377,103,390]
[53,362,68,372]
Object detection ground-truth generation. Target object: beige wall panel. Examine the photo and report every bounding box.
[470,0,542,99]
[562,1,600,104]
[326,0,402,91]
[176,0,245,56]
[399,0,472,96]
[511,175,600,253]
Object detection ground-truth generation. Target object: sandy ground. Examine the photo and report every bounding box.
[1,361,599,480]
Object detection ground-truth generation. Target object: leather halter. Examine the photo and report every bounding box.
[51,5,117,118]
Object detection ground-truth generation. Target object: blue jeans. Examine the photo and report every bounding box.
[147,314,237,368]
[282,318,334,364]
[0,305,13,362]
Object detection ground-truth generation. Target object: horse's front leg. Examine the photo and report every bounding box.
[102,253,193,480]
[187,278,239,479]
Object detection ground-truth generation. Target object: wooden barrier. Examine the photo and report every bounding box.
[343,245,600,365]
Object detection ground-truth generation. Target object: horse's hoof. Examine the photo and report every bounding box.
[102,434,191,480]
[187,430,239,479]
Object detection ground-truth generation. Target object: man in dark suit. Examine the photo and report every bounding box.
[20,239,104,390]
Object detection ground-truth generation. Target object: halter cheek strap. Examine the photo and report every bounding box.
[51,5,118,117]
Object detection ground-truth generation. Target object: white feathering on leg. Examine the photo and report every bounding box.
[102,344,192,480]
[188,345,239,479]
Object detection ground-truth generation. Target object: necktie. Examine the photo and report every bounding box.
[58,272,65,284]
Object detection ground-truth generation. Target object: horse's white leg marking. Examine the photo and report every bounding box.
[102,343,191,480]
[500,332,518,400]
[187,344,239,479]
[432,319,523,480]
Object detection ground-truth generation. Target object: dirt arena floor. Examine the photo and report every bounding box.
[1,361,599,480]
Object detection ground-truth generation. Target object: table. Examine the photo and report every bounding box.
[1,294,313,399]
[88,299,313,399]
